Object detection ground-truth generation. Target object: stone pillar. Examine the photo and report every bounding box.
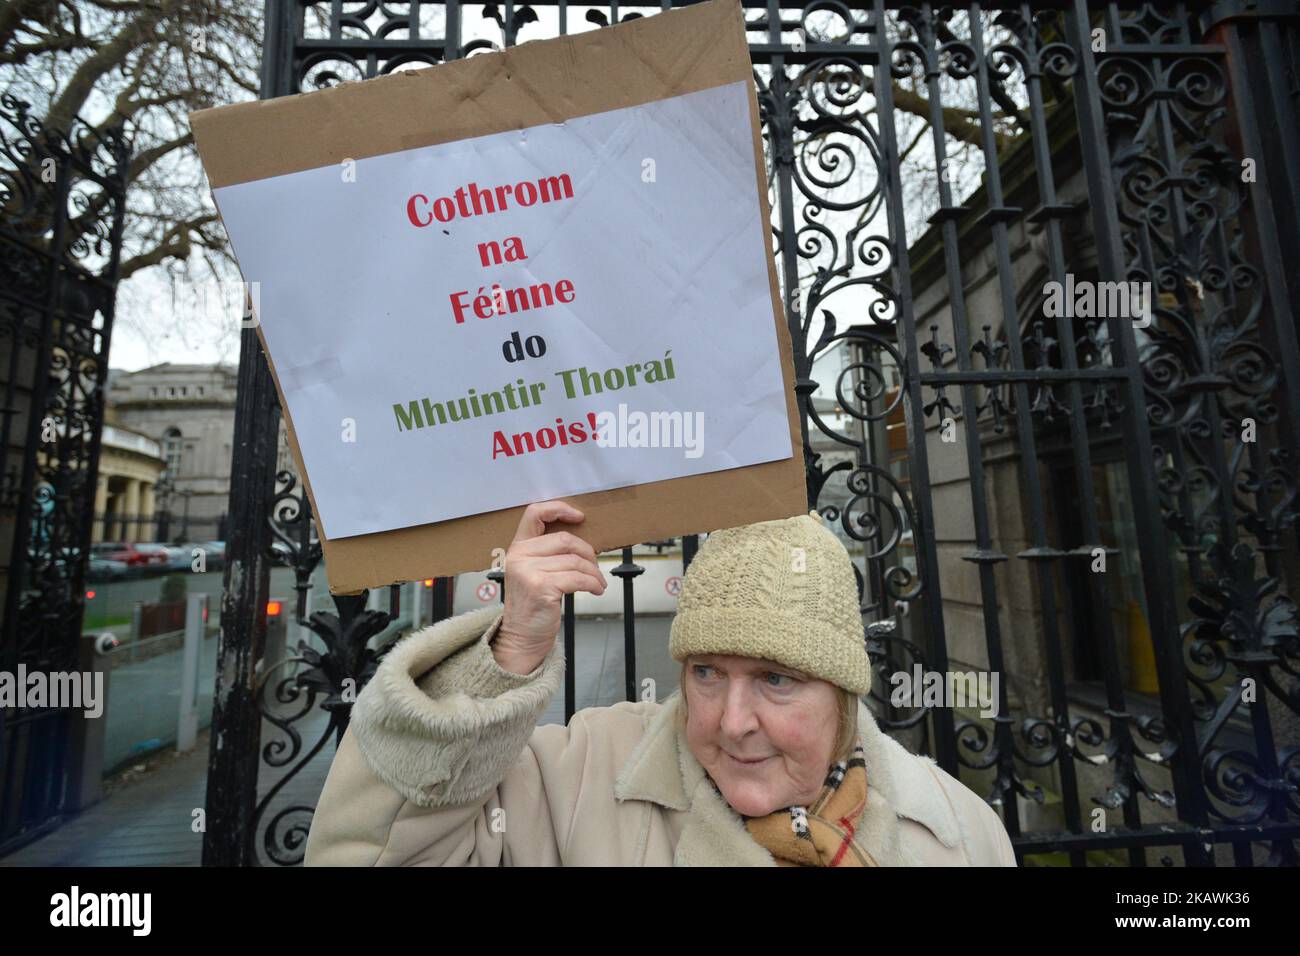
[140,482,156,540]
[93,476,109,542]
[122,479,141,542]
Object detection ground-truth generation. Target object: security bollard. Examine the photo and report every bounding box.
[176,593,207,753]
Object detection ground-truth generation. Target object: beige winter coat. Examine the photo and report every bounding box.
[304,605,1017,866]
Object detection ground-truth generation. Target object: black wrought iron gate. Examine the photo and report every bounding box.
[0,100,130,854]
[206,1,1300,866]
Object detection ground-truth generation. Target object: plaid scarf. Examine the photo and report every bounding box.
[728,740,878,867]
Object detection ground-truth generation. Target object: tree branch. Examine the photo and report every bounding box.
[0,0,56,54]
[117,210,220,279]
[891,82,1011,149]
[42,4,166,133]
[0,34,98,67]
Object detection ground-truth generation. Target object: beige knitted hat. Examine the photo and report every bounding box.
[669,510,871,695]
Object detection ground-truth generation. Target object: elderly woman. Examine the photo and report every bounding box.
[304,500,1016,866]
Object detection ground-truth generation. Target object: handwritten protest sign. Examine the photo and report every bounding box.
[189,0,807,592]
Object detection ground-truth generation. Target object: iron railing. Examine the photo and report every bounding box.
[203,1,1300,867]
[0,97,130,855]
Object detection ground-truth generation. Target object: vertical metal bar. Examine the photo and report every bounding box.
[964,0,1075,837]
[873,0,957,773]
[202,339,277,866]
[682,533,698,573]
[563,591,575,722]
[910,6,1010,723]
[447,0,461,60]
[622,550,636,703]
[201,0,295,867]
[1066,0,1211,862]
[1212,8,1300,848]
[1,148,68,676]
[65,123,128,704]
[1016,1,1111,865]
[1145,43,1242,572]
[853,339,889,616]
[1218,20,1300,453]
[767,0,814,484]
[615,546,643,702]
[1255,25,1300,249]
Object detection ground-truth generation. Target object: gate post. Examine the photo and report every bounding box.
[870,0,957,774]
[200,0,303,868]
[201,325,279,866]
[1064,0,1213,862]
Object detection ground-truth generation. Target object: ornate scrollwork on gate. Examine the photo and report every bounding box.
[1099,5,1300,836]
[250,470,397,865]
[0,93,130,851]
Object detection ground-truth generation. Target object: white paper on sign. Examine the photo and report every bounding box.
[212,80,793,540]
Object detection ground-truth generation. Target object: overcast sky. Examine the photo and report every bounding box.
[110,261,242,371]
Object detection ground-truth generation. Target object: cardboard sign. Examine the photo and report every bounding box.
[188,0,807,593]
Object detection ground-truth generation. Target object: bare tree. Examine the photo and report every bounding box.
[2,0,261,289]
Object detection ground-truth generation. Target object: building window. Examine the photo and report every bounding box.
[196,386,204,397]
[149,386,158,398]
[163,427,183,477]
[167,386,176,397]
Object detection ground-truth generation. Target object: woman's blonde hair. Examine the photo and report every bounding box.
[678,660,860,764]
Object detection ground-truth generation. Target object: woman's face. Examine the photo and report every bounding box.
[683,653,840,817]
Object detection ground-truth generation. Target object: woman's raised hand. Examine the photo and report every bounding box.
[491,500,607,675]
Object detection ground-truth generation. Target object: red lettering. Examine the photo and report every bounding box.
[449,291,472,324]
[407,194,432,227]
[407,174,575,223]
[490,415,597,460]
[450,278,576,326]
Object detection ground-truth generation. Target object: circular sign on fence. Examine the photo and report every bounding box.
[476,581,499,602]
[665,575,682,598]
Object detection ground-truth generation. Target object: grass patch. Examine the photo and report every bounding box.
[83,613,130,629]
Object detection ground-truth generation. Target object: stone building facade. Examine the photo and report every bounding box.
[92,425,166,542]
[105,364,239,538]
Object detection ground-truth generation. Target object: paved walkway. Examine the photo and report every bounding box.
[2,615,676,866]
[101,632,219,774]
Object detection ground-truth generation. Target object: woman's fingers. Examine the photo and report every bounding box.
[527,553,607,591]
[515,530,598,565]
[511,499,584,546]
[497,502,604,647]
[544,570,608,598]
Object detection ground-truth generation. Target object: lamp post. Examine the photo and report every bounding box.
[180,488,193,542]
[154,473,175,543]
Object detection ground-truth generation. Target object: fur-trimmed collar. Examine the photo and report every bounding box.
[613,690,964,866]
[351,606,967,865]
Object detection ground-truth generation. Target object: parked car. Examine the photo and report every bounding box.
[148,544,196,571]
[92,542,170,574]
[128,543,182,572]
[27,543,126,582]
[87,555,130,582]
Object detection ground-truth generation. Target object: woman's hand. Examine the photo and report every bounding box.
[491,500,607,675]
